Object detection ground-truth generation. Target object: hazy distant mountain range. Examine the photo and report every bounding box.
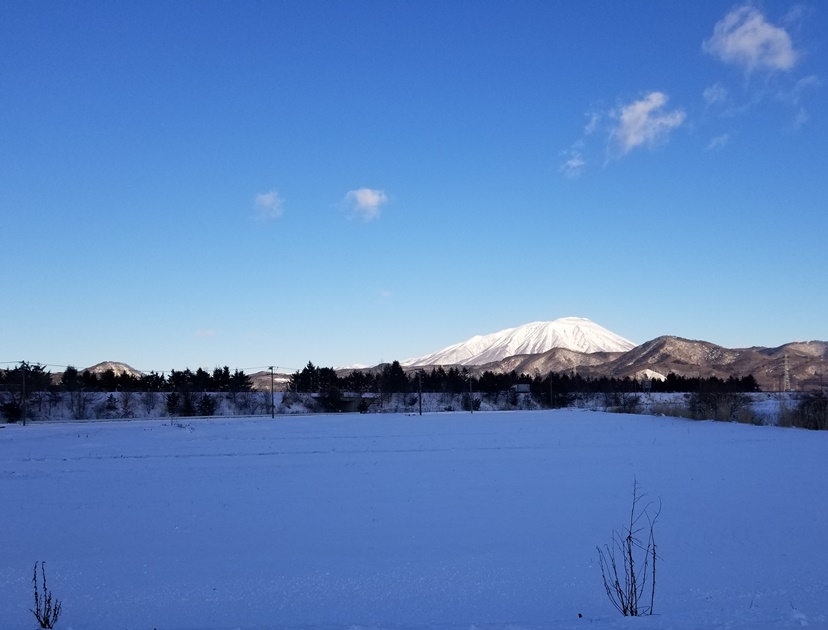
[76,317,827,392]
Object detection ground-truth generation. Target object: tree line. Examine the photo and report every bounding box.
[0,363,253,393]
[291,360,760,401]
[1,360,762,422]
[0,363,255,422]
[0,361,760,399]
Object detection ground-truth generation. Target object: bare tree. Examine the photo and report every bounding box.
[68,390,95,420]
[47,391,63,417]
[141,390,159,416]
[119,390,136,418]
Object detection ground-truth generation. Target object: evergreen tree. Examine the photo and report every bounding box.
[229,369,252,393]
[381,361,409,393]
[61,366,81,391]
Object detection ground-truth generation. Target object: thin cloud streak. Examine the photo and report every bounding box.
[705,134,730,152]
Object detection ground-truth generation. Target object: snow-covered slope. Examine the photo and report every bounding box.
[83,361,143,377]
[402,316,636,367]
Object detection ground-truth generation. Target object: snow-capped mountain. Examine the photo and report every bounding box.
[401,317,636,367]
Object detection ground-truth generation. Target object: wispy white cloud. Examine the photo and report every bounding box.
[781,74,821,104]
[705,134,730,152]
[559,93,684,176]
[610,92,686,155]
[345,188,388,221]
[703,83,728,105]
[703,6,797,74]
[254,190,284,220]
[584,110,602,135]
[559,146,586,179]
[792,108,809,129]
[379,289,393,299]
[194,329,218,338]
[778,75,821,128]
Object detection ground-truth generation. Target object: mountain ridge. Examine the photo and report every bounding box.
[83,361,144,378]
[459,336,828,392]
[46,320,827,393]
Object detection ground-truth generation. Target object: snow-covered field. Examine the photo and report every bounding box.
[1,410,827,629]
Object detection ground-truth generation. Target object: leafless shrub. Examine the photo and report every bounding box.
[141,390,159,416]
[119,390,136,418]
[794,391,828,430]
[689,392,752,422]
[603,392,642,414]
[31,561,62,629]
[735,405,763,425]
[597,480,661,617]
[776,401,797,427]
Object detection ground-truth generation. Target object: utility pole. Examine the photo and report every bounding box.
[21,363,27,426]
[418,370,423,416]
[269,366,275,418]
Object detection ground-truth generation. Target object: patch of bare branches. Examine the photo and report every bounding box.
[597,479,661,616]
[31,561,62,628]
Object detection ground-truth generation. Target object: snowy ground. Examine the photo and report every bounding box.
[1,410,827,629]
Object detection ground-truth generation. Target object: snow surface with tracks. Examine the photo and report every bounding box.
[1,410,827,629]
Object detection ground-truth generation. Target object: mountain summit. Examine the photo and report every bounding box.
[84,361,143,378]
[402,317,636,367]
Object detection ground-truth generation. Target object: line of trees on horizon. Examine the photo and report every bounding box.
[290,360,761,402]
[1,361,760,399]
[0,360,763,422]
[0,363,253,393]
[0,363,255,423]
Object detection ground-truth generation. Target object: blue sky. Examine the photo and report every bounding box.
[2,1,826,373]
